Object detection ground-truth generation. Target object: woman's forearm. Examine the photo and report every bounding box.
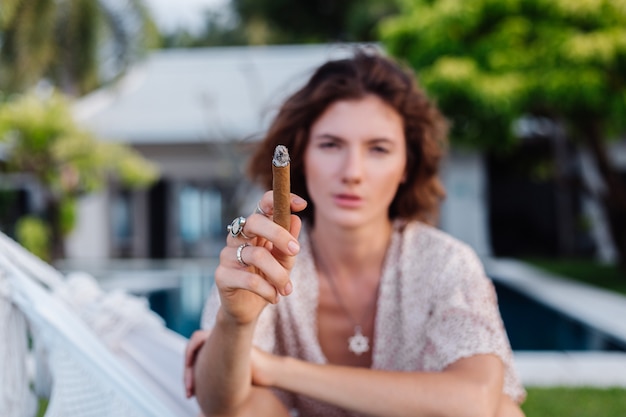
[194,308,257,416]
[272,354,506,417]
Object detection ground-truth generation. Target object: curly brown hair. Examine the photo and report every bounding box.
[247,48,448,226]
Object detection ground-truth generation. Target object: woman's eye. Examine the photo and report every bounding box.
[319,141,339,149]
[371,146,390,154]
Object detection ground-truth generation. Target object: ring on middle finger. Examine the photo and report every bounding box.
[236,243,251,267]
[227,216,250,239]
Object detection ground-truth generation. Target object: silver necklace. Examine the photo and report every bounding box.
[321,270,380,356]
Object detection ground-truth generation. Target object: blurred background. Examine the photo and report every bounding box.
[1,1,626,414]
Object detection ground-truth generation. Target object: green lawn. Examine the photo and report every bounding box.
[523,257,626,296]
[522,387,626,416]
[37,388,626,416]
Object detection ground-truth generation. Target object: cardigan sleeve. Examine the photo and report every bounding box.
[421,244,526,403]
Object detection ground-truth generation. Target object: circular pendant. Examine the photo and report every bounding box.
[348,326,370,356]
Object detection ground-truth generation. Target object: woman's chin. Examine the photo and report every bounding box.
[319,212,374,230]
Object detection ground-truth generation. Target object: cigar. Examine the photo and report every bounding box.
[272,145,291,230]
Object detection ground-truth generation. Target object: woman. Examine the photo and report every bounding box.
[186,49,526,416]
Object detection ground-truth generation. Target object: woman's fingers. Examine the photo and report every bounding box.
[184,330,210,398]
[228,213,300,258]
[257,191,308,217]
[215,265,283,304]
[218,245,292,298]
[288,214,303,243]
[270,215,302,267]
[227,191,306,255]
[185,330,210,367]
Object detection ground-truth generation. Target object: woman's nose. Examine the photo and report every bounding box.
[341,148,363,185]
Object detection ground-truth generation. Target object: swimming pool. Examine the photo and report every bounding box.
[494,281,626,351]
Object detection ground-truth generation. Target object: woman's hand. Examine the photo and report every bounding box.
[250,346,282,388]
[184,330,211,398]
[215,192,307,326]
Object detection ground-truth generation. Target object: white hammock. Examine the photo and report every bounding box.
[0,231,200,417]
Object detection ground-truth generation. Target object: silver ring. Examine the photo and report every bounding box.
[236,243,250,267]
[227,216,250,239]
[255,202,269,217]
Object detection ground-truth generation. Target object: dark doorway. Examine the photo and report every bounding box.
[0,188,31,238]
[487,139,590,258]
[148,180,169,259]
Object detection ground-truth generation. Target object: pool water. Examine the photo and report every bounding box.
[494,281,626,351]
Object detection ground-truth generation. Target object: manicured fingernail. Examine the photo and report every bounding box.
[292,196,306,205]
[284,281,293,295]
[288,240,300,254]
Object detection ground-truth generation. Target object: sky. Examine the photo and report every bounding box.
[143,0,230,34]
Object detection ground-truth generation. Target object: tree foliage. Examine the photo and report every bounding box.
[234,0,396,43]
[0,91,159,259]
[0,0,159,96]
[170,0,400,47]
[380,0,626,266]
[381,0,626,147]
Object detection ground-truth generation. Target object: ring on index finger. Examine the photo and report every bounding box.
[227,216,250,239]
[236,243,250,267]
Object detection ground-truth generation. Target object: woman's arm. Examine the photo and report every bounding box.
[252,349,522,417]
[192,193,306,417]
[194,310,290,417]
[185,329,291,417]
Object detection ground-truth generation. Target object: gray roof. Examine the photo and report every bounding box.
[74,44,370,144]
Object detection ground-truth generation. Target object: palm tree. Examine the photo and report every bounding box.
[0,0,159,96]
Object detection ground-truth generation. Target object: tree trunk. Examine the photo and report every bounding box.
[581,121,626,271]
[553,121,577,257]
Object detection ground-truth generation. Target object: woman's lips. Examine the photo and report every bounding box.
[333,193,363,208]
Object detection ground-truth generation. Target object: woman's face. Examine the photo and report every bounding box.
[304,94,407,229]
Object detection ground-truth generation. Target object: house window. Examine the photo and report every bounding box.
[178,185,222,243]
[112,190,133,246]
[110,190,135,257]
